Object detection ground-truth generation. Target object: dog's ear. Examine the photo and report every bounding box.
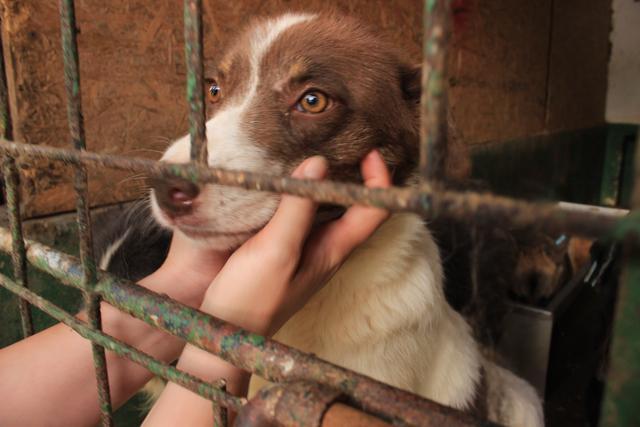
[399,64,422,103]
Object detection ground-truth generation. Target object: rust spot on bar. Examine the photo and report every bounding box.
[420,0,452,181]
[183,0,208,164]
[235,382,343,427]
[322,403,392,427]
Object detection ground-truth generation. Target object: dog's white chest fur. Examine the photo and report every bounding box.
[249,213,543,427]
[269,213,478,404]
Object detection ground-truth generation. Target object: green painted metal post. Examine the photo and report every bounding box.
[0,273,244,412]
[184,0,208,164]
[601,128,640,427]
[420,0,451,182]
[0,44,34,338]
[58,0,113,424]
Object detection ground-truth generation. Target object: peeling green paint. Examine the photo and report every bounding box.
[58,0,112,423]
[420,0,451,181]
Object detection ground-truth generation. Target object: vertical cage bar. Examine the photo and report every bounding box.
[2,158,34,338]
[419,0,452,181]
[601,130,640,427]
[184,0,208,164]
[0,38,33,337]
[58,1,113,424]
[212,380,228,427]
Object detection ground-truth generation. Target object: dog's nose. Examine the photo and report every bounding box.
[151,177,200,216]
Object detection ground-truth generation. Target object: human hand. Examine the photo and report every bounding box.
[200,150,392,336]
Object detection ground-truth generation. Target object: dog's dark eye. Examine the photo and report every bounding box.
[296,91,328,114]
[207,80,221,103]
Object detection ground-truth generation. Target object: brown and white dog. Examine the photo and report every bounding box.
[98,13,543,426]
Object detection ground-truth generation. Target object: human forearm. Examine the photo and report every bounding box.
[143,153,390,427]
[142,344,249,427]
[0,241,228,427]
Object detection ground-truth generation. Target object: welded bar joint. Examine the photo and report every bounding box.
[58,0,113,424]
[183,0,208,164]
[420,0,452,181]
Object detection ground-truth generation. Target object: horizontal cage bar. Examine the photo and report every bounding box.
[0,139,636,243]
[0,226,491,427]
[0,272,245,411]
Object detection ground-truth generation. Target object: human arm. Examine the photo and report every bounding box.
[143,150,391,426]
[0,233,229,427]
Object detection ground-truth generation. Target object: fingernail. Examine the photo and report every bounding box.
[303,156,327,179]
[366,149,380,161]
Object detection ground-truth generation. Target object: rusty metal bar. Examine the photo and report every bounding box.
[0,228,488,427]
[2,139,637,243]
[234,381,343,427]
[58,0,113,424]
[0,47,33,337]
[0,272,245,412]
[183,0,208,164]
[601,129,640,427]
[212,380,228,427]
[1,157,33,337]
[322,403,393,427]
[235,381,408,427]
[419,0,452,181]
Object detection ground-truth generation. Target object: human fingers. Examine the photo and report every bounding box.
[312,149,391,263]
[254,156,328,255]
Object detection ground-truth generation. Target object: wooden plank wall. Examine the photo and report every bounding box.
[0,0,611,217]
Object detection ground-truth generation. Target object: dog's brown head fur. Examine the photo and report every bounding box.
[151,13,424,249]
[234,14,420,182]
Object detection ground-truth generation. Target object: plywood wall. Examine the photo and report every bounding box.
[0,0,611,217]
[606,0,640,124]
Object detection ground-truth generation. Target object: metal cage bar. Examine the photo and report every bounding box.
[0,272,245,412]
[0,139,635,243]
[184,0,209,164]
[58,0,113,424]
[183,2,223,422]
[212,380,229,427]
[1,158,34,337]
[0,228,491,427]
[0,38,33,338]
[0,0,635,425]
[420,0,452,181]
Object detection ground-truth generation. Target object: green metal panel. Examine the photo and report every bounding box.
[599,125,638,207]
[601,129,640,427]
[471,127,610,204]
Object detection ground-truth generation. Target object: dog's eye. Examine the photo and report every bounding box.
[207,80,221,103]
[296,91,328,114]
